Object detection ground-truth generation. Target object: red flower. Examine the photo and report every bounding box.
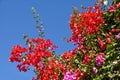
[98,38,106,51]
[69,6,104,46]
[62,52,74,62]
[9,37,59,75]
[116,2,120,8]
[106,38,112,43]
[9,45,28,62]
[82,55,90,64]
[108,6,115,13]
[111,28,119,33]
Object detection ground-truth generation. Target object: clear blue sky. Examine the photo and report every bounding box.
[0,0,94,80]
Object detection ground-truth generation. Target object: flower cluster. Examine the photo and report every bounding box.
[10,45,28,63]
[9,38,64,80]
[69,6,104,46]
[63,70,76,80]
[95,53,105,67]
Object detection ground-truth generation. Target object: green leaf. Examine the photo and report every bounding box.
[75,59,79,63]
[82,67,87,73]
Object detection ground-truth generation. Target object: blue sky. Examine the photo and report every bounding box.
[0,0,94,80]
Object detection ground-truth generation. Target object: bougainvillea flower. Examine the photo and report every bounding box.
[69,6,104,46]
[82,55,90,64]
[106,38,112,43]
[93,67,98,74]
[96,53,105,67]
[108,6,115,13]
[98,37,106,51]
[63,70,76,80]
[116,2,120,8]
[115,34,120,39]
[9,45,28,62]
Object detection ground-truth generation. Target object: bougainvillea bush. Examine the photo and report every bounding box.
[9,0,120,80]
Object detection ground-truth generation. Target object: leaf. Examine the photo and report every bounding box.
[75,59,79,63]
